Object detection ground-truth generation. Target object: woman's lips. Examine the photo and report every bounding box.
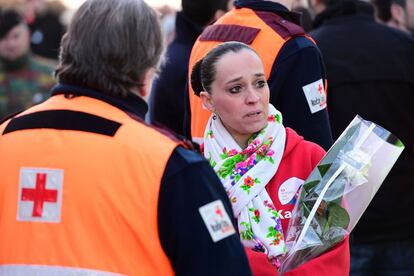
[245,110,262,118]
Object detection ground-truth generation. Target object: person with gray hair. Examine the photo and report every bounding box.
[0,0,251,275]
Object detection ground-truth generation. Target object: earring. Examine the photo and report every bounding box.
[212,113,217,120]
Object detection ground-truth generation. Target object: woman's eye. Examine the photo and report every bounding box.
[256,80,266,88]
[229,85,242,94]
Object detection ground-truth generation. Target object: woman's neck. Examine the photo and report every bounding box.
[232,133,252,150]
[220,118,253,149]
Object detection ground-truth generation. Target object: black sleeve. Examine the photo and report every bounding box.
[158,147,252,276]
[268,36,333,150]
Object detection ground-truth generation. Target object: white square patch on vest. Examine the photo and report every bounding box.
[17,168,64,223]
[302,79,327,114]
[199,200,236,242]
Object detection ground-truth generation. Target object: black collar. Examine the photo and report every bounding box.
[51,83,148,120]
[234,0,302,25]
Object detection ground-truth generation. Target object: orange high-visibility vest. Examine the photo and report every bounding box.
[188,7,314,141]
[0,94,177,275]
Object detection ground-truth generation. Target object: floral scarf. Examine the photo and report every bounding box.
[203,104,287,264]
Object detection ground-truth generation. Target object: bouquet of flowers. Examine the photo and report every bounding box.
[280,115,404,273]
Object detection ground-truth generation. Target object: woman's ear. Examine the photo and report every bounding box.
[200,91,215,113]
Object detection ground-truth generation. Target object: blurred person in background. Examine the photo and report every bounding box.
[155,5,176,45]
[0,8,54,120]
[292,0,315,31]
[186,0,333,151]
[0,0,251,275]
[149,0,231,137]
[309,0,414,274]
[371,0,414,35]
[23,0,67,60]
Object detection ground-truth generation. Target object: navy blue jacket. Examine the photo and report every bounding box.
[149,12,202,137]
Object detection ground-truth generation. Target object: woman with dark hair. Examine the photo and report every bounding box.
[191,41,350,275]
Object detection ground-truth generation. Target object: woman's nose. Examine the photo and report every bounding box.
[245,87,260,104]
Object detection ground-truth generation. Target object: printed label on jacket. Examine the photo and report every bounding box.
[199,200,236,242]
[302,79,327,113]
[278,177,304,205]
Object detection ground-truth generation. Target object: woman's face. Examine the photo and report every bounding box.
[201,49,270,146]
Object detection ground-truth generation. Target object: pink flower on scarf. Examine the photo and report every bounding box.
[247,154,257,166]
[268,115,276,122]
[228,149,238,157]
[264,200,276,210]
[243,139,261,154]
[236,161,247,170]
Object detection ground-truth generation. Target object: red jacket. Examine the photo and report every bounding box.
[245,128,350,275]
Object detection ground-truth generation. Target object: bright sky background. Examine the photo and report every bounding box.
[61,0,181,10]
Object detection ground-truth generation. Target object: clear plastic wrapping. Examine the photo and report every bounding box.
[280,115,404,273]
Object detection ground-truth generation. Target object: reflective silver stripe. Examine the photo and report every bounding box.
[0,265,125,276]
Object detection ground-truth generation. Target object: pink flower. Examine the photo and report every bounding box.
[247,156,256,166]
[264,200,276,210]
[228,149,238,157]
[266,150,275,156]
[236,161,247,170]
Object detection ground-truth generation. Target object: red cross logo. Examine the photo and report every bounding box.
[21,173,58,217]
[215,205,224,218]
[317,83,324,95]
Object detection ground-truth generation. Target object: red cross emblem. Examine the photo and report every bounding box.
[215,205,224,218]
[21,173,58,217]
[18,168,63,222]
[317,83,324,95]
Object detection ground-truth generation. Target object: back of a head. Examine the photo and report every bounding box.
[371,0,406,21]
[181,0,229,26]
[55,0,164,97]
